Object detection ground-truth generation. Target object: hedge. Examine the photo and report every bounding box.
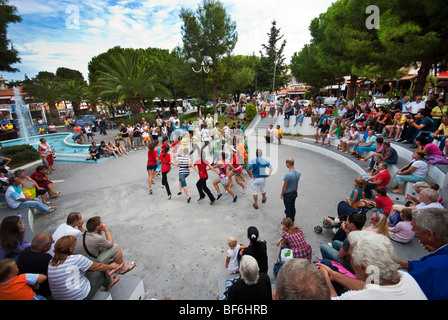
[0,144,41,169]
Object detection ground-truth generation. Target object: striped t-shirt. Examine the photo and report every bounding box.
[177,155,191,175]
[48,254,93,300]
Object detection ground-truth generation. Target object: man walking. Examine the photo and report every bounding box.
[248,149,273,209]
[280,158,301,222]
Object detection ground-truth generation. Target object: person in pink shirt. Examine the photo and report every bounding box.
[389,208,415,243]
[415,136,442,156]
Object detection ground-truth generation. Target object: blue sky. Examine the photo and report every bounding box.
[2,0,334,83]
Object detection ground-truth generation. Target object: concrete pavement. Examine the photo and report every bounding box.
[0,125,428,300]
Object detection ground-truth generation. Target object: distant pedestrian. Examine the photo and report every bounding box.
[280,158,301,222]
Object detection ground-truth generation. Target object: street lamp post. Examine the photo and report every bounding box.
[188,56,213,117]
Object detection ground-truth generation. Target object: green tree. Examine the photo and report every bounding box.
[377,0,448,98]
[93,49,167,123]
[256,20,290,93]
[180,0,238,114]
[0,0,21,72]
[60,79,87,117]
[23,74,61,121]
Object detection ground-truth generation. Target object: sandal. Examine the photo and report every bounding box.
[106,275,120,290]
[253,203,259,209]
[119,262,136,275]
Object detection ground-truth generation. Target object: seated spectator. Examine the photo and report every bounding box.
[415,136,443,157]
[397,208,448,300]
[362,211,390,238]
[16,233,53,298]
[381,141,398,165]
[388,96,402,117]
[50,212,84,257]
[340,125,359,154]
[388,208,415,244]
[363,162,391,199]
[325,123,340,146]
[0,215,31,260]
[14,169,50,205]
[48,122,57,133]
[355,130,377,160]
[391,150,428,194]
[412,188,445,210]
[385,111,405,140]
[88,141,101,161]
[431,115,448,155]
[314,119,330,145]
[48,236,123,300]
[0,258,47,300]
[5,177,56,214]
[30,165,61,198]
[401,110,437,145]
[227,255,272,300]
[373,107,392,134]
[319,231,427,299]
[275,218,312,261]
[240,226,268,274]
[320,212,366,273]
[430,98,448,127]
[361,136,383,166]
[274,258,331,300]
[73,216,135,275]
[369,187,395,216]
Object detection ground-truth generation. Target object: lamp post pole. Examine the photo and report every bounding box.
[188,56,213,117]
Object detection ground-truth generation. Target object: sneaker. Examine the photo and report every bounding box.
[187,197,191,203]
[242,186,247,194]
[217,193,222,200]
[197,197,205,201]
[233,195,238,202]
[168,194,171,200]
[149,189,153,195]
[210,199,215,205]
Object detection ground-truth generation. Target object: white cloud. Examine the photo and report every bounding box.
[3,0,334,82]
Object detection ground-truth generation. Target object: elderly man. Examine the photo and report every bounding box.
[50,212,84,256]
[319,231,427,299]
[74,216,135,275]
[397,208,448,300]
[274,258,331,300]
[227,255,272,300]
[5,176,56,214]
[17,233,53,298]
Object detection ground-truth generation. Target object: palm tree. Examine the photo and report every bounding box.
[23,77,60,121]
[60,79,87,116]
[94,50,169,122]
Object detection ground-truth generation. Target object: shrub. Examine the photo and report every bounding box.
[245,103,257,121]
[0,144,41,169]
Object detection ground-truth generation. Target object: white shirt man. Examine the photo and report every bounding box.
[409,96,426,115]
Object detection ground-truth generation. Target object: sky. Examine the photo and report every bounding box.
[2,0,335,84]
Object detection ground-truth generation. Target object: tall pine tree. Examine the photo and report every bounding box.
[0,0,21,73]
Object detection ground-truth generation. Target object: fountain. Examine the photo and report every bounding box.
[13,86,33,143]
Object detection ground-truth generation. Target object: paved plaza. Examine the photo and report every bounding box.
[0,126,428,300]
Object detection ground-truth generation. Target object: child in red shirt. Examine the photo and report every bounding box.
[367,187,395,215]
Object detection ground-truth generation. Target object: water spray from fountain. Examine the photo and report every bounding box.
[13,86,33,144]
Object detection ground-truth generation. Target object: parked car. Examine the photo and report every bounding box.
[70,115,98,132]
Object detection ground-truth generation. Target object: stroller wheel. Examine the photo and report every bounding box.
[314,226,323,234]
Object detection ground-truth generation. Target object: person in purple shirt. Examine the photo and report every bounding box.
[397,208,448,300]
[0,216,30,260]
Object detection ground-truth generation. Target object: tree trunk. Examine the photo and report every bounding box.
[347,75,358,101]
[127,97,142,123]
[72,102,82,117]
[48,102,59,121]
[413,60,432,100]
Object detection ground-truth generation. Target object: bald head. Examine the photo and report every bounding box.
[30,233,53,252]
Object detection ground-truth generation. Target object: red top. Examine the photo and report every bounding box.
[147,150,158,166]
[232,155,242,174]
[159,152,171,173]
[375,195,394,214]
[195,160,210,179]
[374,170,391,188]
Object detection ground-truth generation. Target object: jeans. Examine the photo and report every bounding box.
[179,173,189,188]
[320,240,343,261]
[283,191,297,222]
[17,198,49,212]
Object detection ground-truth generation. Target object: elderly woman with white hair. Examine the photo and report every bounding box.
[318,231,427,299]
[227,255,272,300]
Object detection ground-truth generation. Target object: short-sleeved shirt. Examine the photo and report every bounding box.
[159,152,172,173]
[411,160,428,178]
[147,149,158,166]
[248,158,272,178]
[0,273,39,300]
[375,195,394,214]
[283,170,301,193]
[195,160,210,179]
[374,170,391,188]
[47,254,93,300]
[5,185,25,209]
[74,232,114,258]
[281,228,312,260]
